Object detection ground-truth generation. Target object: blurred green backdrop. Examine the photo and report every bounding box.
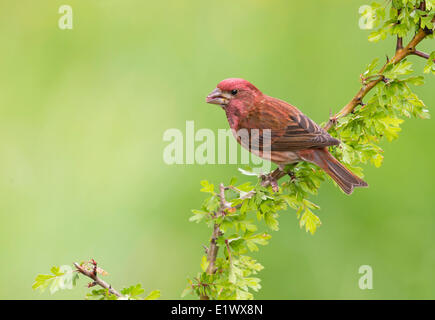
[0,0,434,299]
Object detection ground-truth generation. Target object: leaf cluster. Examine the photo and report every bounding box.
[365,0,434,42]
[32,262,160,300]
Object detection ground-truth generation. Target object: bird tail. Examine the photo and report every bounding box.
[299,148,368,195]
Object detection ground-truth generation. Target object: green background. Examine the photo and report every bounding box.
[0,0,434,299]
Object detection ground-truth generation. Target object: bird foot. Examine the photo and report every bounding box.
[260,172,279,192]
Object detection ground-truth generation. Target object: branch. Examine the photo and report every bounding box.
[324,26,433,131]
[396,36,403,52]
[262,27,434,187]
[205,223,220,275]
[200,183,227,300]
[261,166,289,188]
[73,260,123,298]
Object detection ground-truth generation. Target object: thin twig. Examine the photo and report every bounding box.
[228,185,256,200]
[225,239,232,265]
[73,261,123,298]
[412,50,435,61]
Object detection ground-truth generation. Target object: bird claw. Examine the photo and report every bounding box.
[260,173,279,192]
[328,116,338,126]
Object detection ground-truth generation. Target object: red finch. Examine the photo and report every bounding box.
[206,78,368,194]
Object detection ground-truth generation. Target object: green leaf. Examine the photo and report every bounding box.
[264,212,279,231]
[387,60,413,78]
[189,209,209,223]
[368,31,381,42]
[423,52,435,74]
[363,58,380,77]
[229,176,237,186]
[406,76,425,86]
[299,209,321,235]
[200,255,210,272]
[32,274,56,291]
[200,180,215,193]
[86,289,118,300]
[32,265,76,294]
[371,153,384,168]
[144,290,161,300]
[181,287,193,298]
[121,284,145,299]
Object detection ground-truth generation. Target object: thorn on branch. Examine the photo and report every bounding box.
[419,1,426,11]
[354,97,364,110]
[90,259,97,276]
[396,36,403,52]
[327,108,338,128]
[412,50,435,62]
[224,239,232,264]
[395,8,403,53]
[361,74,385,85]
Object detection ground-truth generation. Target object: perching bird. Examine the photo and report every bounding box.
[206,78,368,194]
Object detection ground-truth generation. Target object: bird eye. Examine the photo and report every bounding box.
[231,89,238,95]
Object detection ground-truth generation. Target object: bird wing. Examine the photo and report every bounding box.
[240,96,340,152]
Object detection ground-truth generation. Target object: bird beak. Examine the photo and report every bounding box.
[206,88,232,106]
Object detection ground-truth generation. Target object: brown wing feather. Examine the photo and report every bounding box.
[271,112,340,151]
[239,96,339,152]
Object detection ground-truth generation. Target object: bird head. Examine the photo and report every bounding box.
[206,78,261,109]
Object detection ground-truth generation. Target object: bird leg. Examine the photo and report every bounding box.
[260,165,287,192]
[260,172,279,192]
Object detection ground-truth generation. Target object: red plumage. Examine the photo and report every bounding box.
[206,78,368,194]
